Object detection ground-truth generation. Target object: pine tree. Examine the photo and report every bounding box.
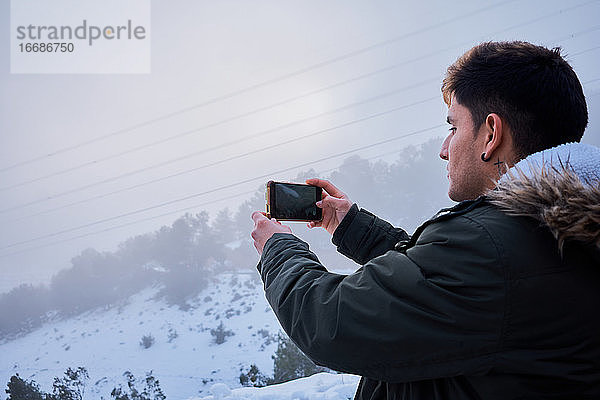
[48,367,89,400]
[271,334,324,384]
[5,374,44,400]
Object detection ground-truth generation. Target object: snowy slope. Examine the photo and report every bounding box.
[1,273,348,399]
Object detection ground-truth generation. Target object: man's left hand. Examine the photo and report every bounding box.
[251,211,292,255]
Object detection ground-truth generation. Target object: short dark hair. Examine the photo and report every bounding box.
[442,41,588,159]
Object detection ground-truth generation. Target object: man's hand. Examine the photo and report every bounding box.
[251,211,292,255]
[305,178,353,236]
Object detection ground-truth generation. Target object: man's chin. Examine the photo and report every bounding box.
[447,183,460,202]
[449,188,483,202]
[448,191,461,202]
[448,186,472,202]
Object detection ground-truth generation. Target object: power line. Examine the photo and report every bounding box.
[552,23,600,44]
[0,124,445,253]
[0,79,441,212]
[3,82,599,253]
[0,142,431,258]
[0,78,438,192]
[2,85,599,256]
[2,52,599,223]
[569,45,600,57]
[3,37,598,221]
[0,0,596,192]
[0,0,524,173]
[0,95,439,223]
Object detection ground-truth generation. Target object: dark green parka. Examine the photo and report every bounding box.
[257,149,600,399]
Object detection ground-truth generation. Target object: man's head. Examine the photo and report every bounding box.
[439,41,588,202]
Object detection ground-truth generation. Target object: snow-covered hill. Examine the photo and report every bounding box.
[0,273,360,399]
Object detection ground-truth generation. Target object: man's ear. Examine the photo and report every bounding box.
[481,113,505,159]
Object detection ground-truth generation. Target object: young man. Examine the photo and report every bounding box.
[251,41,600,399]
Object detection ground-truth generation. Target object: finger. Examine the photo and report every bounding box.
[309,220,322,228]
[305,178,345,198]
[251,211,268,223]
[315,193,329,207]
[321,196,350,209]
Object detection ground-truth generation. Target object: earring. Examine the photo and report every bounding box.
[481,153,491,162]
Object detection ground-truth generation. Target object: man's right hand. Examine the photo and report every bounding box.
[305,178,353,236]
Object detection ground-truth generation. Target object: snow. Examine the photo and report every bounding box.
[196,373,360,400]
[0,273,360,399]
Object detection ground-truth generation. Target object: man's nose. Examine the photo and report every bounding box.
[439,134,450,160]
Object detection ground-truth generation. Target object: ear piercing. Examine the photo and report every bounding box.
[481,153,491,162]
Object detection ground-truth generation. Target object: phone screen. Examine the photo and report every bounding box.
[269,182,322,221]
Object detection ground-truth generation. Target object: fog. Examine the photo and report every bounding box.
[1,0,599,292]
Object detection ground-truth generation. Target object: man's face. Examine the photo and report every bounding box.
[439,97,490,202]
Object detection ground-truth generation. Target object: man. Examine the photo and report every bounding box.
[251,41,600,399]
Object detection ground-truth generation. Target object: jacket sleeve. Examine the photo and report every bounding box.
[332,204,410,265]
[258,214,507,383]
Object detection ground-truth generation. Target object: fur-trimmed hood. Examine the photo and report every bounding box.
[487,142,600,252]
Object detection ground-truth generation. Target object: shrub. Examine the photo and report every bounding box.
[110,371,165,400]
[239,364,270,388]
[167,327,178,343]
[210,322,234,345]
[140,334,155,349]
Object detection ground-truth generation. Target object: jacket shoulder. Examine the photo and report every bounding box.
[398,197,506,251]
[423,197,566,280]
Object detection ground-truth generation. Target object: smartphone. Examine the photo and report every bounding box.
[266,181,322,221]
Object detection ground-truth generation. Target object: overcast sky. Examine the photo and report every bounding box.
[1,0,599,291]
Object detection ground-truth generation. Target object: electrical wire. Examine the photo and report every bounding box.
[569,45,600,57]
[4,0,563,174]
[2,81,599,256]
[3,82,599,255]
[0,142,435,258]
[3,31,599,220]
[0,77,438,192]
[0,124,445,253]
[0,80,441,214]
[0,0,596,191]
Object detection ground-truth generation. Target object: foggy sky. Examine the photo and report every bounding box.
[1,0,599,291]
